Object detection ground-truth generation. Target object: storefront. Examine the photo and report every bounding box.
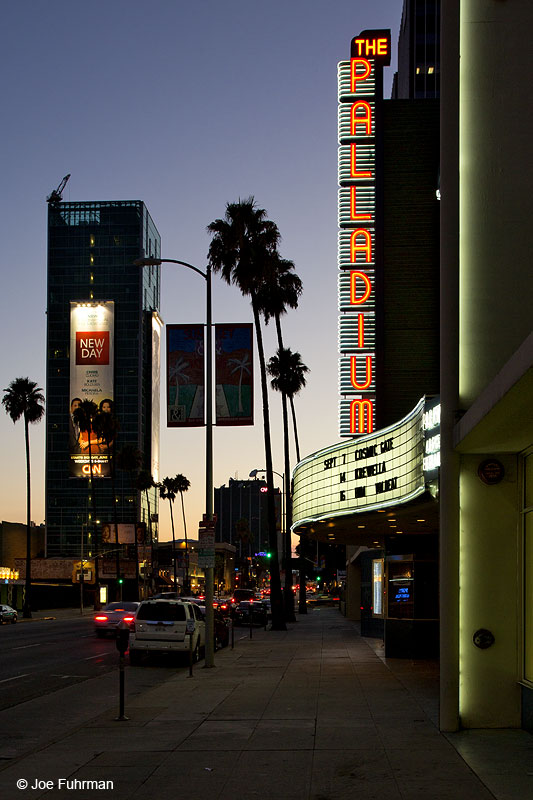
[292,396,440,657]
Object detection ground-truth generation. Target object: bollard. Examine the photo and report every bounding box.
[115,621,129,721]
[186,618,195,677]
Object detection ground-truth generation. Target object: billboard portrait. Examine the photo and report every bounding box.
[166,324,205,427]
[69,302,114,478]
[101,523,135,544]
[215,323,253,426]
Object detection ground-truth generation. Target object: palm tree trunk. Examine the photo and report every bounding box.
[289,395,301,464]
[285,380,307,613]
[169,500,178,589]
[275,316,295,622]
[253,296,286,630]
[180,491,190,593]
[23,416,32,618]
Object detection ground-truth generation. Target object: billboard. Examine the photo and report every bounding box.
[101,523,136,544]
[292,397,425,529]
[69,302,114,477]
[215,323,254,426]
[166,324,205,427]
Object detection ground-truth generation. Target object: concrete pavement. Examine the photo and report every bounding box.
[1,606,532,799]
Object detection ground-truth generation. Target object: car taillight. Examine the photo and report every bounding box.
[94,615,108,621]
[123,616,135,623]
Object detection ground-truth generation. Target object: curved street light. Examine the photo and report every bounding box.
[249,467,287,587]
[134,256,215,668]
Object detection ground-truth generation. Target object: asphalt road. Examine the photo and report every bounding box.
[0,613,203,762]
[0,617,122,711]
[0,615,189,712]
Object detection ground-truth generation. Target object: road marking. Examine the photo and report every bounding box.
[50,675,82,679]
[0,674,30,684]
[11,643,41,651]
[83,653,109,660]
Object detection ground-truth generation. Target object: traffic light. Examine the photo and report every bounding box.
[265,552,272,559]
[117,574,124,585]
[316,575,321,583]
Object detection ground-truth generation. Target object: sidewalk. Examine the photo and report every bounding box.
[1,607,532,799]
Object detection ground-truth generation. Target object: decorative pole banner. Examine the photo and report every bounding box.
[215,323,254,426]
[166,324,205,427]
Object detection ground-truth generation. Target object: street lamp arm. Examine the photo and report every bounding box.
[133,256,208,281]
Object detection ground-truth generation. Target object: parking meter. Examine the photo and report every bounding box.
[116,620,130,655]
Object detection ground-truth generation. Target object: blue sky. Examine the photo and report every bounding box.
[0,0,403,542]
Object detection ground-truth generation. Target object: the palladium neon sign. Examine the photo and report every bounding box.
[338,30,390,437]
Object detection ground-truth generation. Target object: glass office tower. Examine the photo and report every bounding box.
[45,200,161,560]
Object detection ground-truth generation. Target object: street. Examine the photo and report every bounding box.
[0,617,119,711]
[0,614,195,763]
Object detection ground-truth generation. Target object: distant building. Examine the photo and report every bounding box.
[215,477,281,559]
[392,0,441,99]
[45,199,162,574]
[0,520,45,567]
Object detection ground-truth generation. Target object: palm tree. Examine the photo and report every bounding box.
[207,197,286,630]
[159,477,179,589]
[136,469,155,549]
[2,378,45,618]
[72,399,100,608]
[174,474,191,593]
[269,348,309,463]
[116,445,143,599]
[268,348,310,613]
[259,257,303,622]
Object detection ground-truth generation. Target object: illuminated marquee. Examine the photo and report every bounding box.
[338,30,390,437]
[292,397,427,529]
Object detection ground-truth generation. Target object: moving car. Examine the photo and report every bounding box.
[0,604,17,624]
[233,599,268,627]
[93,601,139,637]
[129,599,205,664]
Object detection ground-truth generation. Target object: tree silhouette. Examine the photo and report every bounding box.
[2,378,45,618]
[159,476,179,589]
[207,197,286,630]
[174,474,191,592]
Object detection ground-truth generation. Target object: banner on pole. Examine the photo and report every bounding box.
[215,323,253,426]
[166,324,205,427]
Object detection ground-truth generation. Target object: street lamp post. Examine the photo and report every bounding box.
[249,467,288,592]
[134,256,215,668]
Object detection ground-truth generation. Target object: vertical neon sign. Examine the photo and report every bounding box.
[338,30,390,437]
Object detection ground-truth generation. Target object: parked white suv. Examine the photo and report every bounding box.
[129,599,205,664]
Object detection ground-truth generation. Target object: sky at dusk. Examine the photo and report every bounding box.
[0,0,403,543]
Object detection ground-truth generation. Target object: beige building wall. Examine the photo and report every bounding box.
[441,0,533,730]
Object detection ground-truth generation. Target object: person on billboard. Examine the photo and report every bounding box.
[99,398,114,414]
[69,397,83,452]
[102,524,112,543]
[93,398,115,453]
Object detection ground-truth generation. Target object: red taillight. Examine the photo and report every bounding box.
[95,615,108,621]
[123,616,135,623]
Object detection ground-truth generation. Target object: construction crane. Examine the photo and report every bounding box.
[46,174,71,204]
